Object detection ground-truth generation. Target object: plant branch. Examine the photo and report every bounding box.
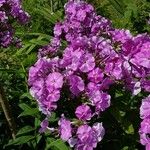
[0,85,16,139]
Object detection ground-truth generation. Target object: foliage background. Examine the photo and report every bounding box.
[0,0,150,149]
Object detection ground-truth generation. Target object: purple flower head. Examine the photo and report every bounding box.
[0,0,29,47]
[0,11,8,22]
[88,89,111,112]
[99,77,114,90]
[27,0,150,149]
[92,123,105,142]
[141,80,150,92]
[131,41,150,69]
[105,56,123,80]
[39,119,49,133]
[0,0,5,7]
[95,92,111,113]
[28,58,51,86]
[28,58,62,115]
[110,29,132,43]
[69,75,84,95]
[140,95,150,119]
[39,100,57,115]
[87,82,100,92]
[76,125,97,150]
[46,88,60,102]
[58,116,72,141]
[129,81,141,96]
[46,72,63,89]
[29,78,45,100]
[80,53,95,73]
[139,118,150,146]
[54,23,63,37]
[91,17,112,34]
[75,104,92,121]
[76,123,105,150]
[146,144,150,150]
[88,68,104,83]
[61,47,84,71]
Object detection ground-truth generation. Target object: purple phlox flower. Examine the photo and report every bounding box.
[110,29,132,43]
[0,11,8,22]
[46,72,63,89]
[146,144,150,150]
[29,78,45,100]
[105,56,123,80]
[38,45,59,58]
[139,118,150,146]
[131,81,141,96]
[60,47,84,71]
[75,104,92,121]
[54,22,63,37]
[46,88,60,102]
[68,138,78,148]
[80,52,95,73]
[141,80,150,92]
[39,118,49,133]
[88,89,111,112]
[95,92,111,113]
[38,100,57,115]
[88,67,104,83]
[51,37,61,48]
[0,0,5,7]
[76,123,105,150]
[58,115,72,141]
[140,95,150,119]
[69,75,84,95]
[91,16,112,34]
[76,125,98,150]
[130,42,150,69]
[99,77,114,90]
[87,82,100,92]
[28,58,51,86]
[92,122,105,142]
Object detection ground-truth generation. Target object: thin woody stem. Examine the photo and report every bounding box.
[0,85,16,139]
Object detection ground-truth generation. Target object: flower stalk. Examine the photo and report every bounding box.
[0,85,16,139]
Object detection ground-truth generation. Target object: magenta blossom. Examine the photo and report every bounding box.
[46,72,63,89]
[69,75,85,95]
[58,116,72,141]
[88,68,104,83]
[139,119,150,146]
[140,95,150,119]
[75,104,92,121]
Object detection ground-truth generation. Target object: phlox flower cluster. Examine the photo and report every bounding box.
[28,0,150,149]
[0,0,29,47]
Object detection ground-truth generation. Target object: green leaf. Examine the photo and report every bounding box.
[16,32,51,39]
[16,126,35,136]
[124,124,134,135]
[20,93,33,100]
[36,7,63,24]
[48,112,59,123]
[34,118,41,128]
[121,146,129,150]
[19,103,39,117]
[46,139,70,150]
[36,135,42,144]
[107,0,125,16]
[6,135,35,146]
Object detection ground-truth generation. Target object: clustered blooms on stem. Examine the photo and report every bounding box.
[28,0,150,149]
[0,0,29,47]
